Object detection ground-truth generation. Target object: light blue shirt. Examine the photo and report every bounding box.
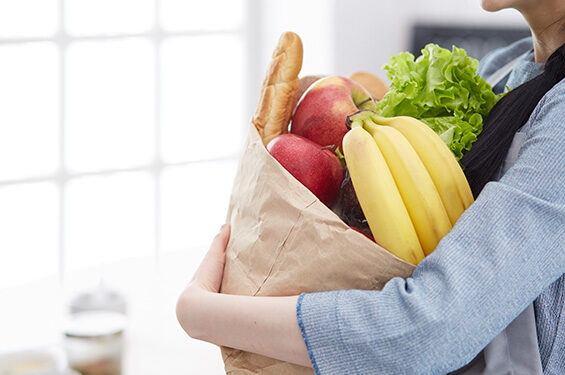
[296,38,565,374]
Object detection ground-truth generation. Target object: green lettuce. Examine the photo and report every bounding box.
[376,44,502,159]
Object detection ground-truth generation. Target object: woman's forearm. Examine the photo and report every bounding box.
[177,287,311,368]
[176,224,310,367]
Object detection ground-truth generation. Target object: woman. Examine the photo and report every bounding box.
[176,0,565,373]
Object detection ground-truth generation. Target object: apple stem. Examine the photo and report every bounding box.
[322,145,337,152]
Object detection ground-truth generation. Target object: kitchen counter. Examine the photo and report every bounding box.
[0,251,226,374]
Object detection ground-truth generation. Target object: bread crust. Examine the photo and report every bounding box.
[253,32,303,146]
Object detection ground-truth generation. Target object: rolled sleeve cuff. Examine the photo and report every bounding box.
[297,291,353,374]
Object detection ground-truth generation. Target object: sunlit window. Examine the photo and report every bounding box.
[0,0,246,290]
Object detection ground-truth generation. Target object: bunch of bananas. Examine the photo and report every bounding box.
[343,112,474,265]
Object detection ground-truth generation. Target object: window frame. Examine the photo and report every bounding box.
[0,0,259,285]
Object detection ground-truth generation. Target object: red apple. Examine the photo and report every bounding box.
[291,76,376,149]
[267,134,344,206]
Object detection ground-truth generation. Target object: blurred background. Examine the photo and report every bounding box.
[0,0,527,374]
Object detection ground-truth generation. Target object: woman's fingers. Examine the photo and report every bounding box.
[191,224,231,293]
[210,224,230,258]
[177,224,230,338]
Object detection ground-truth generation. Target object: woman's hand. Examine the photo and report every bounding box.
[176,224,230,339]
[190,223,230,293]
[175,224,311,368]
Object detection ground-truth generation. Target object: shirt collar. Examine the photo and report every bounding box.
[506,50,544,89]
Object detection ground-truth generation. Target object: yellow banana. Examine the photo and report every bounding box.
[363,122,452,256]
[343,126,424,265]
[373,116,474,224]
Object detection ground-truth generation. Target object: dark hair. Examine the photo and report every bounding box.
[461,44,565,197]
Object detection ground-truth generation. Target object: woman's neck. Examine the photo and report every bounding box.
[518,2,565,63]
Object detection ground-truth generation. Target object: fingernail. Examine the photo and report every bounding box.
[220,224,227,232]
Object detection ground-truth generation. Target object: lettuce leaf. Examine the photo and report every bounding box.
[376,44,501,159]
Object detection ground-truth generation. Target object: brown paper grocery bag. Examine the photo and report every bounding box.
[220,124,415,374]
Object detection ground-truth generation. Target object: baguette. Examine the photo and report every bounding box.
[252,32,303,146]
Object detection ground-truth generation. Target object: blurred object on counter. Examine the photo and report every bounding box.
[64,312,126,375]
[0,348,79,375]
[65,280,127,375]
[68,280,126,315]
[411,25,531,59]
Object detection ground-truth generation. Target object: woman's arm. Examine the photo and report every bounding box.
[176,225,311,368]
[177,84,565,373]
[296,82,565,374]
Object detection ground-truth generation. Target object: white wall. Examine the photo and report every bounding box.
[333,0,528,79]
[247,0,337,118]
[257,0,336,76]
[253,0,528,102]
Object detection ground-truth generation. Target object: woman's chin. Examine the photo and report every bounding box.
[481,0,499,12]
[481,0,524,12]
[481,0,515,12]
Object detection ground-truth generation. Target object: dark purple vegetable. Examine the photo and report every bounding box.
[332,168,372,237]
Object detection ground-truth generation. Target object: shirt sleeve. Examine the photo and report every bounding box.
[296,82,565,374]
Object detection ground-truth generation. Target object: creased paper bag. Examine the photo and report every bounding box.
[220,124,415,374]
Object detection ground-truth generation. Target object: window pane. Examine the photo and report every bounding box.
[66,39,154,173]
[161,35,244,163]
[65,0,154,36]
[0,43,59,181]
[0,182,59,288]
[160,160,238,256]
[160,0,244,32]
[0,0,58,38]
[65,172,154,271]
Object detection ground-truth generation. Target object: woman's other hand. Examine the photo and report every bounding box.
[176,224,230,339]
[175,223,311,367]
[190,223,230,293]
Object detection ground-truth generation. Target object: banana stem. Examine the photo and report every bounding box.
[370,114,390,125]
[346,110,375,129]
[346,111,394,134]
[360,118,380,135]
[348,120,364,130]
